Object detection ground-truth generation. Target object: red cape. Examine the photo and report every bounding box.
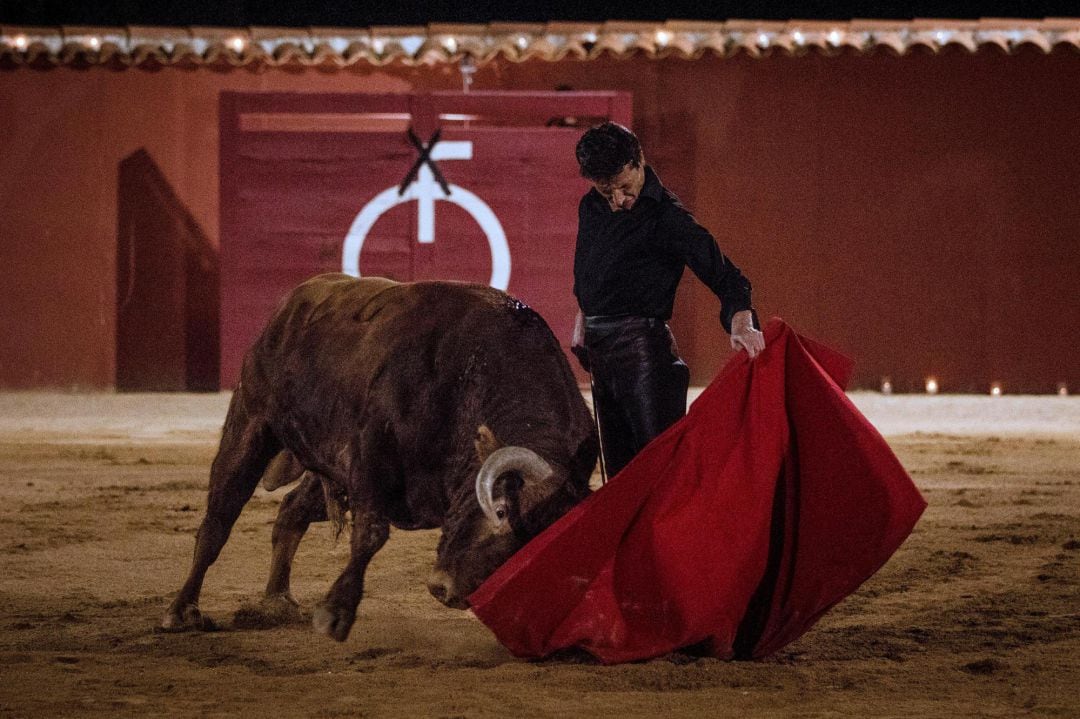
[469,319,926,663]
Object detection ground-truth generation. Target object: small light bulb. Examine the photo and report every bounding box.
[990,382,1003,397]
[925,377,939,395]
[228,36,245,53]
[13,34,29,50]
[444,37,457,53]
[792,31,805,45]
[516,35,528,50]
[372,39,386,54]
[87,37,100,50]
[1056,382,1068,396]
[583,31,597,44]
[881,378,893,395]
[655,30,672,47]
[827,29,842,46]
[757,33,770,48]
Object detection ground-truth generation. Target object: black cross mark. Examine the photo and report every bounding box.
[398,127,452,197]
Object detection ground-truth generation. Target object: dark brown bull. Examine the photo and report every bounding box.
[162,274,597,640]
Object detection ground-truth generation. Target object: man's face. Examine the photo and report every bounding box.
[592,161,645,212]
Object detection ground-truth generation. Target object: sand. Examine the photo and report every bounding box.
[0,392,1078,718]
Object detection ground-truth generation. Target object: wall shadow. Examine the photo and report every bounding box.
[116,148,219,391]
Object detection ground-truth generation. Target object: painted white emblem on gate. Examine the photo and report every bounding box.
[342,141,511,289]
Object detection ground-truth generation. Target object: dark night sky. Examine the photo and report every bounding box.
[0,0,1076,27]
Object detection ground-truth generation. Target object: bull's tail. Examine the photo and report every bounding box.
[261,450,306,491]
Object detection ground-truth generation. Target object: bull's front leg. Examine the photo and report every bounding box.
[161,400,278,632]
[312,506,389,642]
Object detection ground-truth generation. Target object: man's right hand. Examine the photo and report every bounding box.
[571,310,590,372]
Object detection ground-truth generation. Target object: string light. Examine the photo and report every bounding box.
[827,29,843,46]
[880,377,893,395]
[228,36,246,53]
[13,34,28,50]
[990,382,1003,397]
[372,39,386,55]
[925,377,939,395]
[792,31,806,46]
[1057,382,1069,396]
[459,54,476,93]
[655,30,672,48]
[86,37,100,50]
[757,33,771,48]
[443,37,457,53]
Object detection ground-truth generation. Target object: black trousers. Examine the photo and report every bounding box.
[584,316,691,478]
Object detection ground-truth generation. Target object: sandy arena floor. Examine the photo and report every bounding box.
[0,392,1078,718]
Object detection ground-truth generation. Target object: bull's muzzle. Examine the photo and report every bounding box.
[426,569,469,609]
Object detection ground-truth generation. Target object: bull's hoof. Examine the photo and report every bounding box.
[159,603,218,632]
[312,603,355,642]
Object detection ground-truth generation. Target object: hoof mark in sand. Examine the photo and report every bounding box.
[961,658,1008,675]
[349,647,401,661]
[232,600,305,630]
[974,534,1040,545]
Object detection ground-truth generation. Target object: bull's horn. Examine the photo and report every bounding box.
[475,446,554,525]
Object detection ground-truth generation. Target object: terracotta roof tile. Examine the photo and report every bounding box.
[1,19,1078,68]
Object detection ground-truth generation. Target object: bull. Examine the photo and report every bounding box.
[162,274,597,640]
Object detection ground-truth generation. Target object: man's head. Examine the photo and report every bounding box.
[576,122,646,212]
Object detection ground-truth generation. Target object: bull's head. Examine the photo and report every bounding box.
[426,425,593,608]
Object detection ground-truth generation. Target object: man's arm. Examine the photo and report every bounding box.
[662,203,765,358]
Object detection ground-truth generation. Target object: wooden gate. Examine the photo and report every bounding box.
[219,90,631,388]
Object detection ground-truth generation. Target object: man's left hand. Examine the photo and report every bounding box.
[730,310,765,359]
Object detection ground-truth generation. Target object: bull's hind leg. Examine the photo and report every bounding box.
[264,472,328,606]
[161,397,279,631]
[312,503,389,642]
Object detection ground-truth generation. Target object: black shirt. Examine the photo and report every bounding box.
[573,165,754,334]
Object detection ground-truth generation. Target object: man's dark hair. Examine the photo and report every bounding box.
[575,122,642,181]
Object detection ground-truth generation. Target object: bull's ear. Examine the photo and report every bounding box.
[474,424,502,464]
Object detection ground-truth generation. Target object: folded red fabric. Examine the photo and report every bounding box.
[470,319,926,663]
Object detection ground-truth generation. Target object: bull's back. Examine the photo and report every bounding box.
[280,273,399,326]
[245,274,507,388]
[275,274,501,329]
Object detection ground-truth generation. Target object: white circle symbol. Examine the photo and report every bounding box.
[342,140,511,290]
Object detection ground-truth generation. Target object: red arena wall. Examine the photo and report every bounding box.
[1,47,1078,392]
